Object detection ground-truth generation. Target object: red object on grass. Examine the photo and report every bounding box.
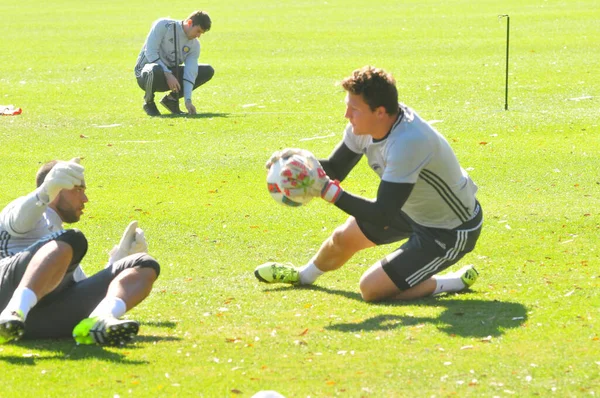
[1,105,22,115]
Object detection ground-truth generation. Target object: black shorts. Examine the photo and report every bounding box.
[357,202,483,290]
[0,230,159,339]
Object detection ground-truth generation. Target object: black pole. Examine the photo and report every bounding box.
[499,15,510,110]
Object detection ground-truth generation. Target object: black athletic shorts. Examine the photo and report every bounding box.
[0,230,159,339]
[357,202,483,290]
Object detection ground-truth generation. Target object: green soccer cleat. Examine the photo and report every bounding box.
[459,264,479,288]
[254,262,300,285]
[0,310,25,344]
[73,316,139,346]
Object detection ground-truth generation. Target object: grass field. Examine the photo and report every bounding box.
[1,0,599,396]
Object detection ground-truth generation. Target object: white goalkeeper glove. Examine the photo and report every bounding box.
[37,158,84,205]
[279,154,343,204]
[108,221,148,264]
[265,148,317,171]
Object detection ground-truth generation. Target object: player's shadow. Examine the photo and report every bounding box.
[0,341,148,365]
[266,285,528,338]
[324,297,528,338]
[159,112,230,119]
[0,328,182,365]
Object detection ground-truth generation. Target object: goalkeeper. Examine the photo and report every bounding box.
[0,158,160,345]
[255,66,483,302]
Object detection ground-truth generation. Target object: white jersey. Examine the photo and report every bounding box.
[343,104,478,229]
[0,190,87,281]
[134,18,201,101]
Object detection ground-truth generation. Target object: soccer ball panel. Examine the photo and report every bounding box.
[267,156,313,207]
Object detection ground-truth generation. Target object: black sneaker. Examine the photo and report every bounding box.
[160,94,183,114]
[143,102,161,116]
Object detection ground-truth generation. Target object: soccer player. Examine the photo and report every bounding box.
[0,158,160,345]
[135,10,214,116]
[255,66,483,302]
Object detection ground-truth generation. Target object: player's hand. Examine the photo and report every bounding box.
[38,158,84,204]
[265,148,316,171]
[108,221,148,264]
[165,72,180,92]
[279,155,343,203]
[185,100,197,115]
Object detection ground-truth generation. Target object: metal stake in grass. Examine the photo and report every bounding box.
[499,14,510,110]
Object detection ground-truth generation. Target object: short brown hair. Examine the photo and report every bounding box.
[188,11,211,31]
[36,160,59,188]
[341,66,398,115]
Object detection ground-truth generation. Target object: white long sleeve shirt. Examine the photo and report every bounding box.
[134,18,201,101]
[0,188,87,281]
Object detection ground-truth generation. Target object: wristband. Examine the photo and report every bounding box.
[321,180,343,203]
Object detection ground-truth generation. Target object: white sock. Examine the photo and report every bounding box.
[1,287,38,319]
[298,262,324,285]
[89,297,127,319]
[432,272,466,295]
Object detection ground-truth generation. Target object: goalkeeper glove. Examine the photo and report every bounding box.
[279,155,343,203]
[37,158,84,205]
[108,221,148,264]
[265,148,317,171]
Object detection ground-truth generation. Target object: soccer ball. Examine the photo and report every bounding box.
[267,156,313,207]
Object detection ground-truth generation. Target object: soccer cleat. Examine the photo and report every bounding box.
[143,102,161,116]
[458,264,479,288]
[160,94,183,114]
[72,316,139,346]
[0,310,25,344]
[254,262,300,285]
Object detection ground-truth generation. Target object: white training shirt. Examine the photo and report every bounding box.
[0,189,87,281]
[134,18,201,102]
[343,104,478,229]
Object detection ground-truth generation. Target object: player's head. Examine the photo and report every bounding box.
[341,66,398,116]
[184,11,211,39]
[37,160,88,224]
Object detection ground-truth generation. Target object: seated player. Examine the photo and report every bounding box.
[0,158,160,345]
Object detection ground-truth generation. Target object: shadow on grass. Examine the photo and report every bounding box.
[0,342,148,365]
[141,320,178,329]
[324,296,528,338]
[263,285,527,338]
[0,331,182,365]
[157,112,230,119]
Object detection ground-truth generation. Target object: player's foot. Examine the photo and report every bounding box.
[143,101,161,116]
[458,265,479,288]
[160,94,183,114]
[72,316,139,346]
[0,310,25,344]
[254,262,300,285]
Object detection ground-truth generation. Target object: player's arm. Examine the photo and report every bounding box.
[0,194,47,236]
[144,19,172,74]
[319,141,362,182]
[182,44,200,114]
[1,158,83,236]
[333,180,414,227]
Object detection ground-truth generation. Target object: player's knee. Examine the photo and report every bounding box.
[133,253,161,279]
[196,65,214,85]
[55,229,88,265]
[202,65,215,80]
[358,276,378,302]
[330,226,355,253]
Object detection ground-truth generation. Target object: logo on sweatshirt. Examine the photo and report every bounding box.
[183,46,190,54]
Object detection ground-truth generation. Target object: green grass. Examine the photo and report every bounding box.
[1,0,599,396]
